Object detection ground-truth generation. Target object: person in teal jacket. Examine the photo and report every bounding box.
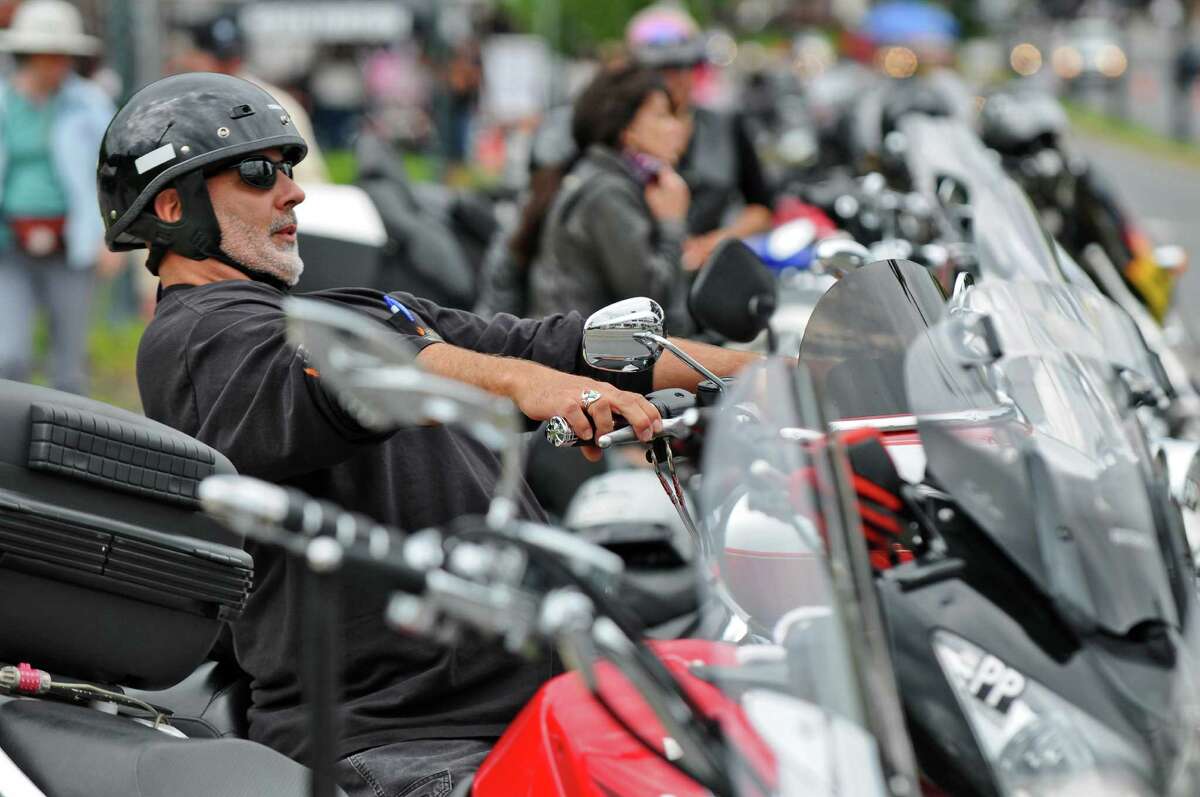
[0,0,116,395]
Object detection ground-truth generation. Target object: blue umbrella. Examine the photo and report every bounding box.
[859,1,960,45]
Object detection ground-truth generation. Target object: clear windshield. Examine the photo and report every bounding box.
[684,357,916,795]
[900,115,1066,283]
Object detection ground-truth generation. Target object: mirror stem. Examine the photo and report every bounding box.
[487,431,524,530]
[635,332,725,392]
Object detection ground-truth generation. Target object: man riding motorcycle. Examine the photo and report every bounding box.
[97,72,756,796]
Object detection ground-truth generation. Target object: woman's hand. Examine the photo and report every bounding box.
[682,231,724,271]
[645,167,690,224]
[510,369,663,462]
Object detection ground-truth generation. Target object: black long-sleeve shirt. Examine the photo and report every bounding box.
[136,280,650,762]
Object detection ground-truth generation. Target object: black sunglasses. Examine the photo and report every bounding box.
[222,156,295,189]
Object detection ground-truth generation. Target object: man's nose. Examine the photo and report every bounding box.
[275,171,305,209]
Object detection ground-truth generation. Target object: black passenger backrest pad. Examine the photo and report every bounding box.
[28,403,218,506]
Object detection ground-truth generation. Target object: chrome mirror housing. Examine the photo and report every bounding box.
[813,238,871,278]
[582,297,666,373]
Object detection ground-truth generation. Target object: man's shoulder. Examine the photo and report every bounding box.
[151,281,284,326]
[149,281,398,336]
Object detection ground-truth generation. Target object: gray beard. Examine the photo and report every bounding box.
[214,206,305,287]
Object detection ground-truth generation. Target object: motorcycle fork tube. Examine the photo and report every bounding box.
[296,540,343,797]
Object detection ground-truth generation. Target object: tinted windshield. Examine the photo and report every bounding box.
[899,276,1181,635]
[692,357,916,794]
[799,258,945,419]
[906,281,1200,793]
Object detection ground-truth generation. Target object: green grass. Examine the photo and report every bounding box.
[323,147,497,189]
[1064,101,1200,170]
[88,315,144,413]
[323,148,359,184]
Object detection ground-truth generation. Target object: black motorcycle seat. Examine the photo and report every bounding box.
[0,696,342,797]
[124,658,250,739]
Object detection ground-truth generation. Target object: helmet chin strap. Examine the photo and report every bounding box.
[141,171,293,292]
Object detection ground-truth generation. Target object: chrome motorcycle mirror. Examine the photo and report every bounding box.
[583,297,725,391]
[285,297,524,527]
[869,238,914,262]
[813,238,871,278]
[582,297,665,372]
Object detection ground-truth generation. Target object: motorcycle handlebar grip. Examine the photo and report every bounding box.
[597,426,639,449]
[545,392,690,449]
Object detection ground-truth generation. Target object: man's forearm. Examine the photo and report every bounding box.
[415,342,538,400]
[652,338,759,391]
[415,337,758,401]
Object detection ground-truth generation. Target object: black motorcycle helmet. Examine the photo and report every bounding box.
[880,80,954,139]
[97,72,307,277]
[978,89,1068,157]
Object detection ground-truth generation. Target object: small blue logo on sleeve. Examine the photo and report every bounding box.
[382,294,442,341]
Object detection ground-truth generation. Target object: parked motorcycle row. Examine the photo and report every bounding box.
[3,63,1200,797]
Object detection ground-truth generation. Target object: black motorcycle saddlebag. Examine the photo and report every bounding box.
[0,380,251,688]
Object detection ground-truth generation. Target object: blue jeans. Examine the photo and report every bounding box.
[0,249,94,395]
[335,738,491,797]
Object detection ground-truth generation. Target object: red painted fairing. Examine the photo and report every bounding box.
[771,197,838,237]
[472,639,777,796]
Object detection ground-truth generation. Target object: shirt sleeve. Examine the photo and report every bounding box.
[733,113,774,210]
[184,300,391,481]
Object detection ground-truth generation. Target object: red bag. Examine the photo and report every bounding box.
[9,216,66,258]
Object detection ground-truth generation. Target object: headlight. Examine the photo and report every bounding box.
[932,630,1152,796]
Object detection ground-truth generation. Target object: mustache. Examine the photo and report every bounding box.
[269,212,297,234]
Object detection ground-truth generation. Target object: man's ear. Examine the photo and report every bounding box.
[153,188,183,223]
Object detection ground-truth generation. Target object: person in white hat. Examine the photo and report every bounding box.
[0,0,116,396]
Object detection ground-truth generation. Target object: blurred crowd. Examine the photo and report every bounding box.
[0,0,1197,402]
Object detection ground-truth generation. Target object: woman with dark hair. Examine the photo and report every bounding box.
[520,64,691,325]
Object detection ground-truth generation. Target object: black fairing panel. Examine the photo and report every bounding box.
[0,696,340,797]
[878,562,1168,796]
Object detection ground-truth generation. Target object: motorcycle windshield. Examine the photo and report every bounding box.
[798,258,946,420]
[954,279,1165,392]
[688,357,916,795]
[906,281,1178,637]
[900,115,1065,282]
